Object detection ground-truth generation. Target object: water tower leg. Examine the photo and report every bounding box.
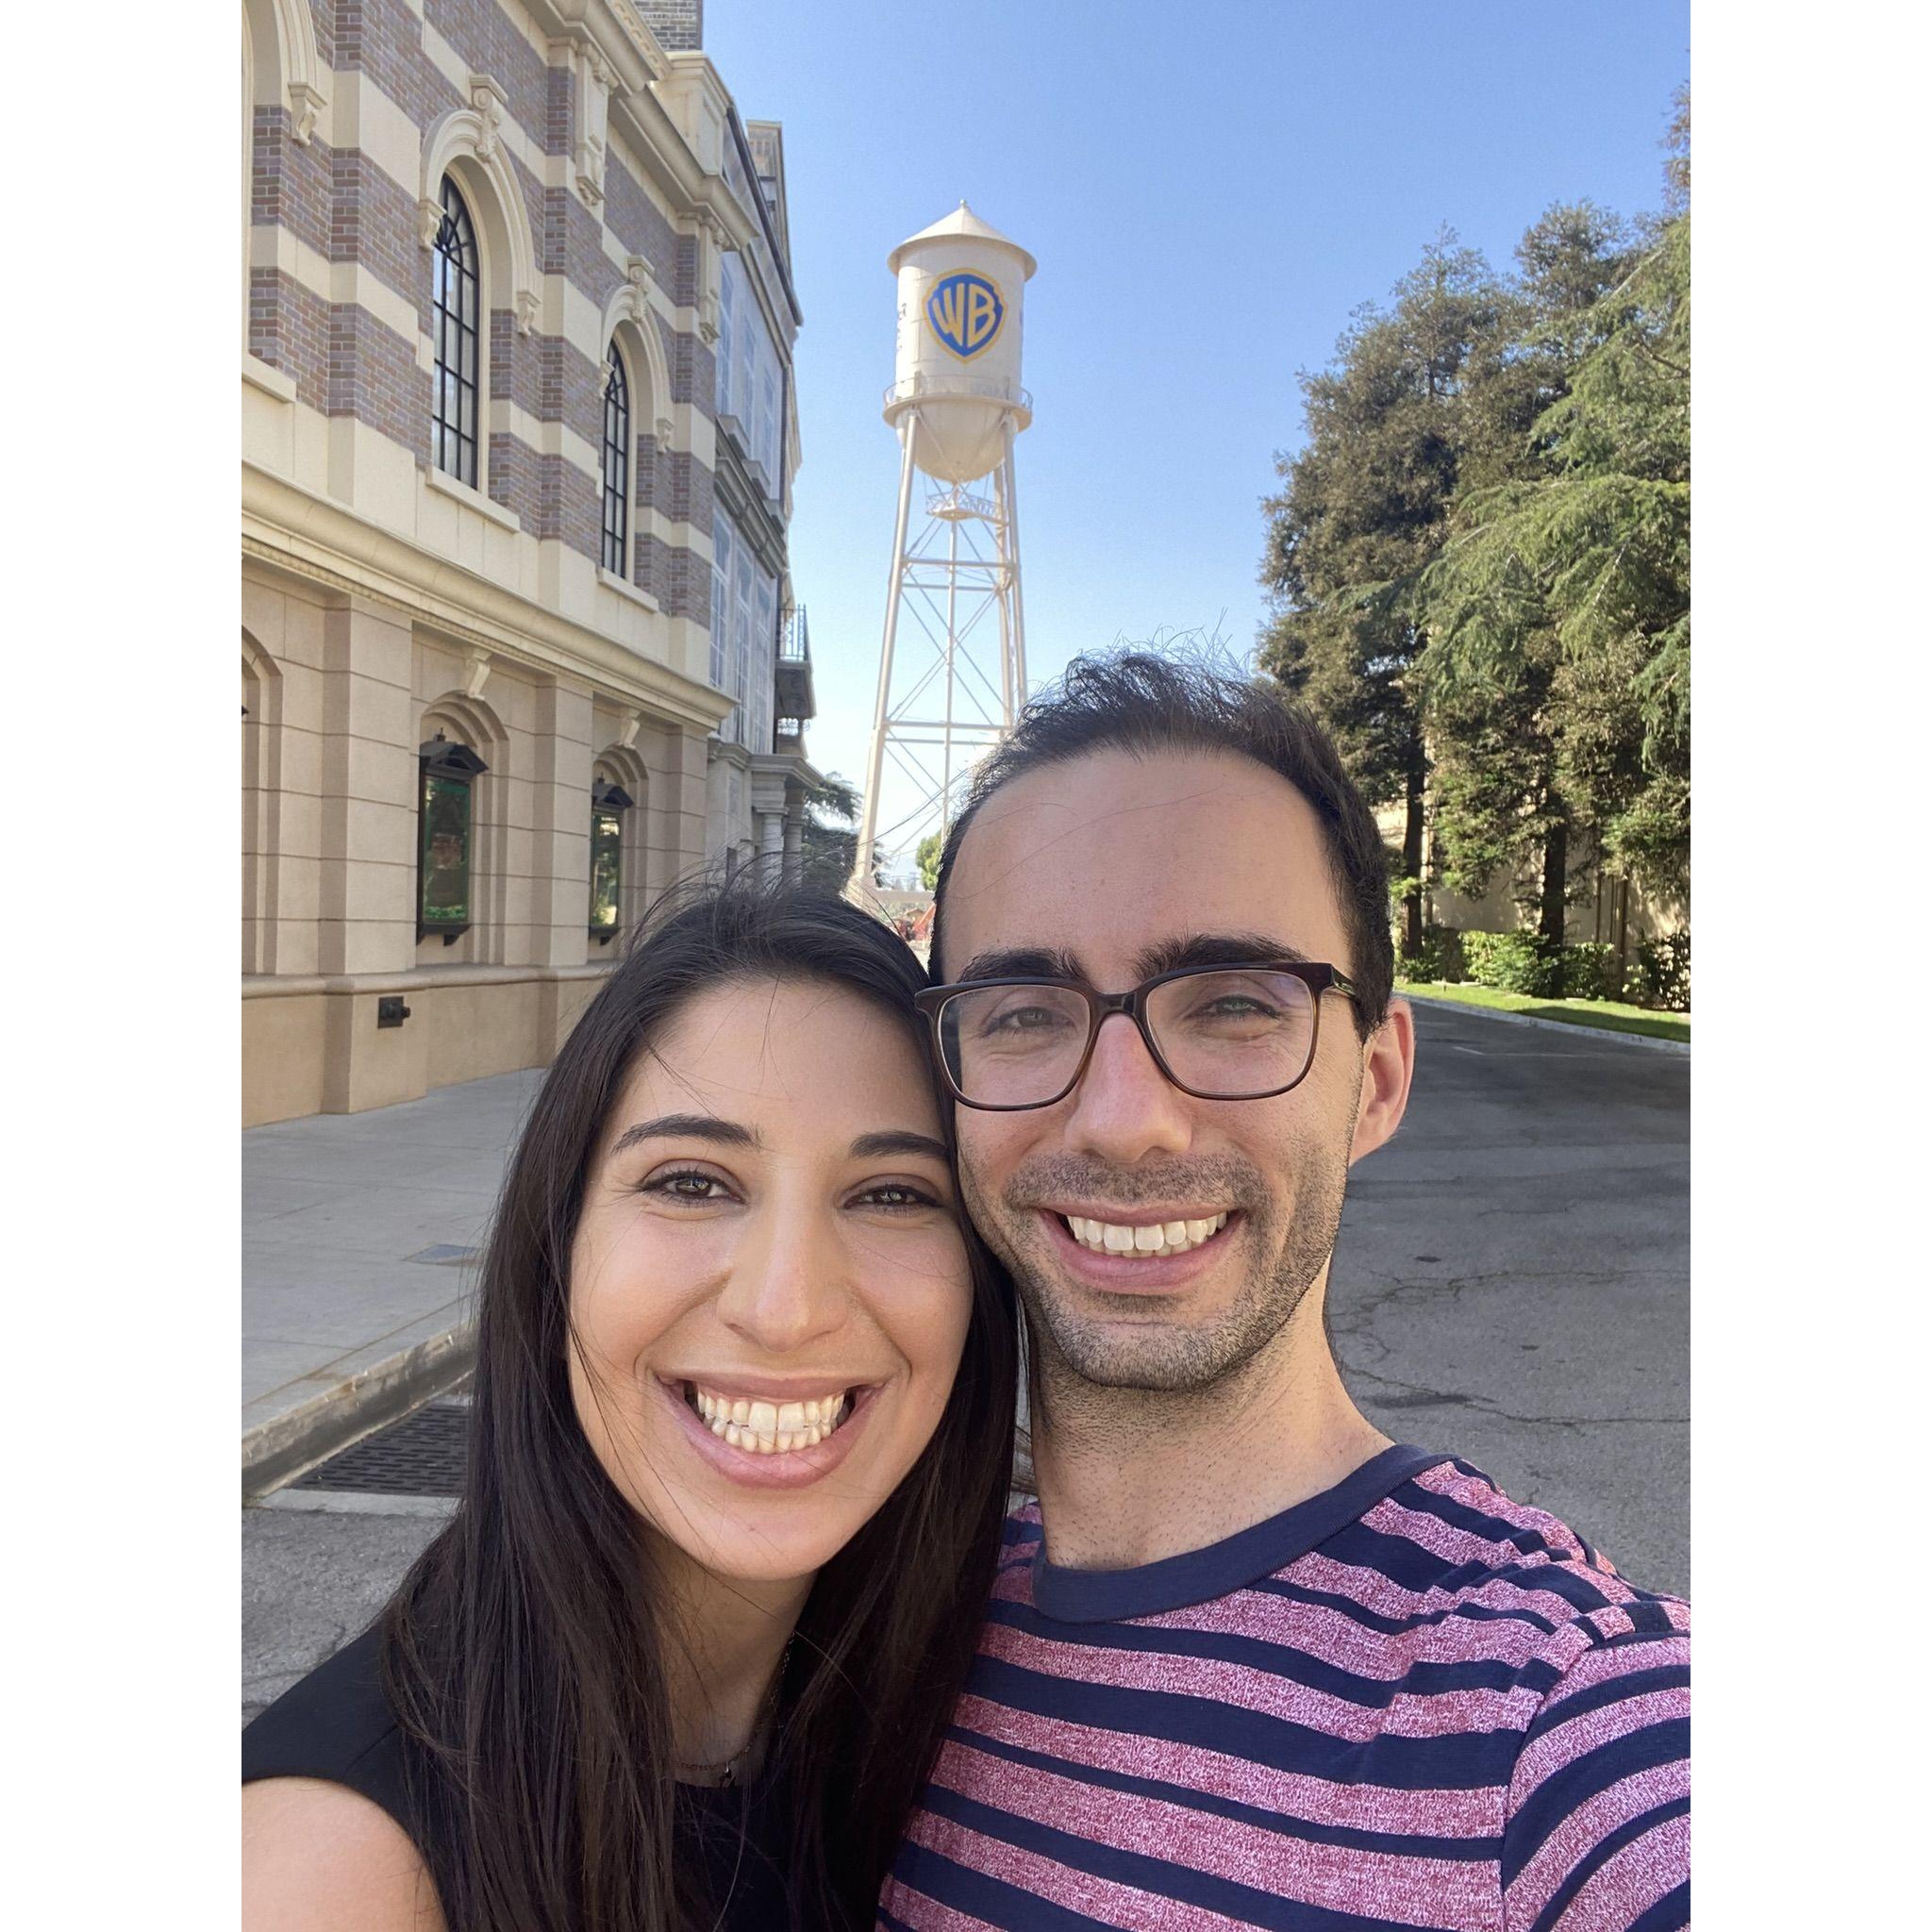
[993,461,1015,729]
[941,511,958,842]
[1001,416,1028,701]
[852,415,922,897]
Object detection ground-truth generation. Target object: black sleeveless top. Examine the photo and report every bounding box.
[242,1624,795,1928]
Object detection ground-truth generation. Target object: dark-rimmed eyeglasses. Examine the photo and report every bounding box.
[913,961,1360,1112]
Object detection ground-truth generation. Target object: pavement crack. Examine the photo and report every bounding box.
[1341,1361,1687,1431]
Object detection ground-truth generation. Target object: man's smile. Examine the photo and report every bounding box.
[1034,1206,1243,1294]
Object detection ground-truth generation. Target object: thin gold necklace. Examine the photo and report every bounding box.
[675,1637,793,1790]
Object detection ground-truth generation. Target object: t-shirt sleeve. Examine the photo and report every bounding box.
[1501,1598,1690,1931]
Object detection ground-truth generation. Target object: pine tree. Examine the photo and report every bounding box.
[1420,93,1690,908]
[1258,233,1507,959]
[1422,200,1643,945]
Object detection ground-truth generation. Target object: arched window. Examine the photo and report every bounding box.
[589,776,633,942]
[418,732,488,942]
[602,351,630,575]
[431,176,479,486]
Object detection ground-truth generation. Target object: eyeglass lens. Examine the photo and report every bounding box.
[937,970,1320,1107]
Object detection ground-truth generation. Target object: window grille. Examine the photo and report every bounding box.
[431,178,479,487]
[601,353,629,575]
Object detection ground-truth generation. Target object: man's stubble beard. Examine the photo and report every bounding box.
[958,1135,1356,1403]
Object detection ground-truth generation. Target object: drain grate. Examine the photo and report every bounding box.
[292,1398,470,1495]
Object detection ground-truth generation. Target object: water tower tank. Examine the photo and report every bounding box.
[883,202,1036,487]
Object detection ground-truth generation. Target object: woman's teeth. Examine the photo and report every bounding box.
[690,1385,851,1456]
[1063,1210,1229,1258]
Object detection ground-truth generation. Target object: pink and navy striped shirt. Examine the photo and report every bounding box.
[881,1445,1689,1930]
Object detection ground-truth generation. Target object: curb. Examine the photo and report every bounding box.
[242,1323,475,1502]
[1402,991,1690,1055]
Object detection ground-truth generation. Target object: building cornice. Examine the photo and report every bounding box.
[607,69,757,252]
[242,461,731,734]
[523,0,667,92]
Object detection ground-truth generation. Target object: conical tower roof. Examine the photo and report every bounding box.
[888,200,1037,279]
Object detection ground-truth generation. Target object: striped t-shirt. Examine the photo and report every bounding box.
[881,1445,1689,1930]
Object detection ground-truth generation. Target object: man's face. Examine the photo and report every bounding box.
[939,747,1409,1394]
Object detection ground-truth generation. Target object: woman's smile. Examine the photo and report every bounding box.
[656,1373,887,1489]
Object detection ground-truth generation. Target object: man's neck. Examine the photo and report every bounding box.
[1028,1297,1391,1573]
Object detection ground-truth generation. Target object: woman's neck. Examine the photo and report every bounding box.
[658,1554,813,1776]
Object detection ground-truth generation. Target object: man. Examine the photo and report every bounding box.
[882,654,1689,1930]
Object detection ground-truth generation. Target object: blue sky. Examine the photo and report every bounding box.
[704,1,1689,873]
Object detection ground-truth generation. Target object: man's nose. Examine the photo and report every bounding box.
[713,1199,851,1357]
[1061,1011,1193,1162]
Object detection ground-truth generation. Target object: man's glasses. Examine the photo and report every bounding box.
[913,962,1360,1112]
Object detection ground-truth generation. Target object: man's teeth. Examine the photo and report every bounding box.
[1063,1210,1229,1257]
[691,1386,852,1455]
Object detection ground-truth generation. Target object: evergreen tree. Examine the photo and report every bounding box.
[915,831,942,892]
[797,772,879,891]
[1258,232,1507,958]
[1423,200,1642,945]
[1421,93,1690,908]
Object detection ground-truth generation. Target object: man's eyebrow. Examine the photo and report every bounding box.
[1132,931,1315,977]
[952,945,1085,983]
[848,1130,952,1164]
[608,1113,759,1157]
[951,934,1314,988]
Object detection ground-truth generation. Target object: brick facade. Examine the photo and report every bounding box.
[249,0,739,603]
[331,302,432,455]
[605,152,681,287]
[425,0,567,154]
[634,2,702,54]
[242,0,802,1123]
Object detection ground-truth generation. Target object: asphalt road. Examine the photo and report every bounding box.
[1332,999,1689,1596]
[243,1000,1689,1724]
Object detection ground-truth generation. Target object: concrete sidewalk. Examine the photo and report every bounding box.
[242,1069,544,1496]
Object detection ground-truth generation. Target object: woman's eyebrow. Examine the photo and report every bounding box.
[847,1130,951,1164]
[609,1113,759,1157]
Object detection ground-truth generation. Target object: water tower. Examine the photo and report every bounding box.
[850,203,1036,893]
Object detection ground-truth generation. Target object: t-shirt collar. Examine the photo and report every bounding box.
[1030,1443,1449,1624]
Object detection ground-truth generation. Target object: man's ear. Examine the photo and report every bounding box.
[1349,995,1415,1166]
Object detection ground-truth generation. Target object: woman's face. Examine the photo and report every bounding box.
[567,974,974,1586]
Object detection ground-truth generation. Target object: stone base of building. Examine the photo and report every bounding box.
[242,962,613,1126]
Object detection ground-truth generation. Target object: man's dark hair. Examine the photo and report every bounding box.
[931,650,1394,1037]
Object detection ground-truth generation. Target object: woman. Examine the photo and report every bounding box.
[242,882,1019,1930]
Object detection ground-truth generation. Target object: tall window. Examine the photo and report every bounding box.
[431,177,479,486]
[716,255,786,496]
[601,352,629,575]
[717,265,737,419]
[710,509,735,731]
[418,734,487,942]
[589,778,632,941]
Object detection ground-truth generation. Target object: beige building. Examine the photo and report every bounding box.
[242,0,821,1125]
[1380,800,1685,968]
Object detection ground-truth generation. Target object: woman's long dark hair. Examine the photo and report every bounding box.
[380,878,1018,1929]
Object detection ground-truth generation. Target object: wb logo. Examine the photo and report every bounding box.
[925,271,1005,358]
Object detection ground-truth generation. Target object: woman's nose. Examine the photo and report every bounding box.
[712,1201,851,1356]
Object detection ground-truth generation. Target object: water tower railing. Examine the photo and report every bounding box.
[882,372,1032,413]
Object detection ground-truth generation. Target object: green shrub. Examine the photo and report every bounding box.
[1462,930,1565,997]
[1397,924,1468,985]
[1562,942,1624,1002]
[1631,931,1690,1011]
